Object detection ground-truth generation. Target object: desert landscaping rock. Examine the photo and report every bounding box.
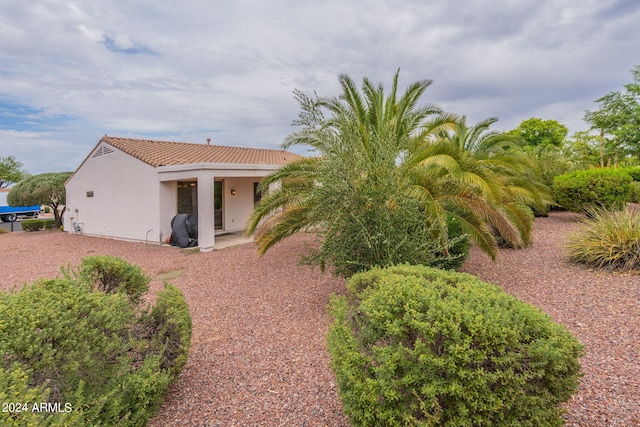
[0,210,638,426]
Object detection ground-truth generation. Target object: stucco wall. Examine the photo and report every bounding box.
[222,177,261,232]
[67,148,283,246]
[65,144,161,242]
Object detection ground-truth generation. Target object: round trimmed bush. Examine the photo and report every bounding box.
[21,219,45,231]
[0,256,192,427]
[552,168,632,213]
[328,265,583,427]
[19,219,56,231]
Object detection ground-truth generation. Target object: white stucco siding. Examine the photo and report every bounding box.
[222,177,260,232]
[66,150,289,247]
[65,144,160,242]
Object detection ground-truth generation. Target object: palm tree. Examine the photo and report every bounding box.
[406,116,552,257]
[407,158,504,256]
[247,72,547,271]
[248,70,455,256]
[430,116,554,246]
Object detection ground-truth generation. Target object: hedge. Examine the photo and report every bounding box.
[21,219,56,231]
[552,168,632,213]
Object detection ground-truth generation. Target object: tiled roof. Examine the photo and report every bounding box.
[101,136,303,167]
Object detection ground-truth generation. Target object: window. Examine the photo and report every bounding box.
[177,182,197,215]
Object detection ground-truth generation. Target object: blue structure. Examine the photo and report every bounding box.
[0,192,40,222]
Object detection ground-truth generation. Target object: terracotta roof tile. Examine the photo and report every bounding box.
[101,136,303,167]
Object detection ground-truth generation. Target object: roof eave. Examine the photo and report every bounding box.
[157,162,285,172]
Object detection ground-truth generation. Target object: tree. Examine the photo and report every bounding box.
[508,117,569,147]
[584,65,640,165]
[0,156,27,189]
[522,143,577,188]
[247,72,547,275]
[407,117,550,252]
[8,172,72,227]
[432,116,553,226]
[566,130,615,167]
[248,72,461,277]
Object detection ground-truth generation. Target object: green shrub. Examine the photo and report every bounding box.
[328,265,584,427]
[0,365,56,426]
[0,228,7,234]
[19,219,56,231]
[552,168,632,213]
[301,194,466,278]
[137,284,193,377]
[433,214,470,270]
[44,206,51,213]
[630,182,640,203]
[0,256,192,427]
[75,255,150,305]
[0,278,136,425]
[566,206,640,272]
[621,166,640,181]
[21,219,45,231]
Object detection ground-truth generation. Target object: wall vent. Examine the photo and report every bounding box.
[92,145,114,158]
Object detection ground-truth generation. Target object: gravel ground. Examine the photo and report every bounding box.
[461,210,640,427]
[0,210,638,426]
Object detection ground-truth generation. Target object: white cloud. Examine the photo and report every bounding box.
[1,0,639,173]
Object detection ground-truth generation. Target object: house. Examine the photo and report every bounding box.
[0,188,9,205]
[65,136,302,251]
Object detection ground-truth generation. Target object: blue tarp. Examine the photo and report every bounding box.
[0,205,41,214]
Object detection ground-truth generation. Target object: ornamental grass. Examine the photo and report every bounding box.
[566,205,640,272]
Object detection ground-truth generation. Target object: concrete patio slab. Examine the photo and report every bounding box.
[213,231,255,250]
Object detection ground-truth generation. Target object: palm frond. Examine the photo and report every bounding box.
[501,203,534,247]
[253,204,316,255]
[257,157,321,190]
[443,195,522,250]
[448,210,498,260]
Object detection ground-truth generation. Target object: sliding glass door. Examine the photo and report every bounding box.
[214,180,223,230]
[177,180,223,231]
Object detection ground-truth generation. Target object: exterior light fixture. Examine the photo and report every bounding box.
[230,188,237,196]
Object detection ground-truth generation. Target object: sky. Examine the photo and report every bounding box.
[1,0,639,175]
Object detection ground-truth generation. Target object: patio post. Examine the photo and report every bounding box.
[197,171,216,251]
